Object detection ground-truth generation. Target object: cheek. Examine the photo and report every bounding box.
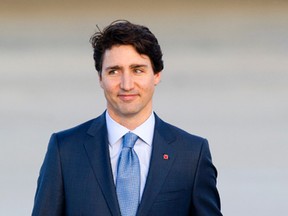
[142,82,155,93]
[101,80,117,93]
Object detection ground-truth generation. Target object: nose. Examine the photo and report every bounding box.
[120,72,134,91]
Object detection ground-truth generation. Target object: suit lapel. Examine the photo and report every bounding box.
[83,113,121,216]
[137,115,177,216]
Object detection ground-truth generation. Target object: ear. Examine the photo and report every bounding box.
[98,73,104,88]
[154,71,162,86]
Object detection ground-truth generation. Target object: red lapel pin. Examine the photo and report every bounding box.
[163,154,169,160]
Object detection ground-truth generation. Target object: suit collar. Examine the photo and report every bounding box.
[84,112,121,216]
[106,111,155,147]
[137,114,177,216]
[85,112,178,216]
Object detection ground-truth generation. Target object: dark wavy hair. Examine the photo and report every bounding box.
[90,20,164,75]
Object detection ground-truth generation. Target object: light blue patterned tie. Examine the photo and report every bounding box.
[116,132,140,216]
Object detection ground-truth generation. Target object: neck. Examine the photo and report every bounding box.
[107,110,152,130]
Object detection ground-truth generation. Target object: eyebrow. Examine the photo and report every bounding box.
[104,64,148,71]
[104,65,122,71]
[130,64,148,69]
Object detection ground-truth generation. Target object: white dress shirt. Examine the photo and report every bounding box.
[106,111,155,199]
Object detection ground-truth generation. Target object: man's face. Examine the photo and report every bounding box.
[100,45,161,122]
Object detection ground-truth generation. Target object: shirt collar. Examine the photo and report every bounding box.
[106,111,155,147]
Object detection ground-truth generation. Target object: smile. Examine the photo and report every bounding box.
[118,94,139,101]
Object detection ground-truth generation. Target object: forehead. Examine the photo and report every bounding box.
[102,45,152,67]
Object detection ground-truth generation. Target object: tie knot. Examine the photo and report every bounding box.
[123,132,138,148]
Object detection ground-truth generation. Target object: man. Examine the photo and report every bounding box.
[32,20,222,216]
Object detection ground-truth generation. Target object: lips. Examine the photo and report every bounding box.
[118,94,139,101]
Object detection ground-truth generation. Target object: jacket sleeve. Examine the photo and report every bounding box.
[191,139,222,216]
[32,134,65,216]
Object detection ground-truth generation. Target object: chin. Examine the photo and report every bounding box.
[119,110,139,117]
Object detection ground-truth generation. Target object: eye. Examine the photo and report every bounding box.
[134,68,144,74]
[108,70,118,75]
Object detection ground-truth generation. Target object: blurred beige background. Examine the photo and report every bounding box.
[1,0,288,215]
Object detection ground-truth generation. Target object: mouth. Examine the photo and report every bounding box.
[118,94,139,102]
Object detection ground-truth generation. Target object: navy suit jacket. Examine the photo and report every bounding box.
[32,113,222,215]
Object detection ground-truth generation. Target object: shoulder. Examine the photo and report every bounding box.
[52,112,106,143]
[155,113,206,141]
[167,121,205,141]
[154,113,208,150]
